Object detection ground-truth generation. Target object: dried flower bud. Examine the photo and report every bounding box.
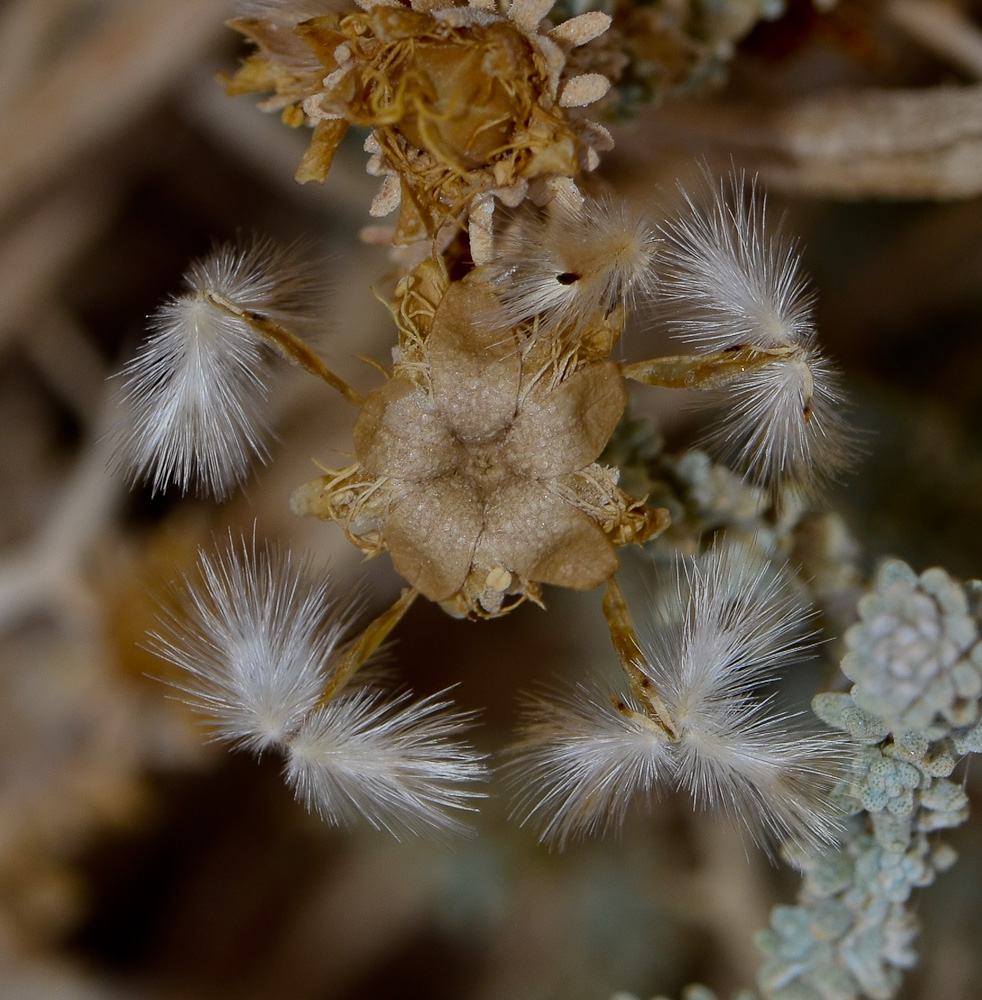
[225,0,616,248]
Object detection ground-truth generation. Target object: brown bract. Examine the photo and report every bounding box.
[292,263,667,618]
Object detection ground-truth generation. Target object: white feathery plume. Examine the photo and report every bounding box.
[113,237,323,499]
[479,196,659,337]
[661,172,814,352]
[152,533,487,836]
[509,546,845,853]
[233,0,341,21]
[646,546,843,852]
[506,685,672,849]
[285,687,488,840]
[661,172,853,498]
[151,533,354,753]
[702,348,851,498]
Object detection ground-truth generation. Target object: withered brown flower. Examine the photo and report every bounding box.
[292,262,666,617]
[224,0,615,258]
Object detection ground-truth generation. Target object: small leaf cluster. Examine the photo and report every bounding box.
[656,558,982,1000]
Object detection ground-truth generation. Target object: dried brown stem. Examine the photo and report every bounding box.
[602,577,677,737]
[318,587,419,706]
[620,346,793,390]
[205,290,366,407]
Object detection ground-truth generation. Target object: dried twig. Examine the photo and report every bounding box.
[886,0,982,80]
[654,84,982,198]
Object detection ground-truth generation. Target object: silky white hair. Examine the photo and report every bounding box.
[153,534,488,838]
[508,544,846,853]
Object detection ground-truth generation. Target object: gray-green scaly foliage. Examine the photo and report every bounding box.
[662,559,982,1000]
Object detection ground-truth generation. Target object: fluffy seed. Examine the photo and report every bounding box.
[113,237,324,499]
[284,687,488,839]
[705,348,853,499]
[151,533,355,753]
[661,171,814,352]
[479,196,659,338]
[508,545,846,853]
[661,172,854,498]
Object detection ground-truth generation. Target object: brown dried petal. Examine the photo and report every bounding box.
[354,376,458,480]
[428,282,521,441]
[506,361,625,477]
[385,478,483,601]
[478,481,617,589]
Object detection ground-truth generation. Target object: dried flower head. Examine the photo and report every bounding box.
[509,545,845,852]
[225,0,615,255]
[292,257,668,617]
[152,534,487,836]
[112,238,324,499]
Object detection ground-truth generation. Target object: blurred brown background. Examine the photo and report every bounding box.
[0,1,980,998]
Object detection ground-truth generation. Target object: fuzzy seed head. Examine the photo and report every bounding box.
[480,197,659,338]
[509,546,846,853]
[507,685,672,849]
[152,534,354,753]
[661,172,814,352]
[153,533,487,837]
[705,348,852,499]
[285,688,488,839]
[113,237,324,499]
[660,172,854,498]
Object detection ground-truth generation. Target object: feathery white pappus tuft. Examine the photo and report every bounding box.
[703,347,852,500]
[660,171,814,352]
[662,172,853,498]
[285,688,488,840]
[112,237,324,499]
[151,533,355,753]
[233,0,340,20]
[479,196,659,336]
[153,534,487,837]
[506,685,672,849]
[508,546,845,853]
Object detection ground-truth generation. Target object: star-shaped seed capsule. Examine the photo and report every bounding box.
[292,263,666,617]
